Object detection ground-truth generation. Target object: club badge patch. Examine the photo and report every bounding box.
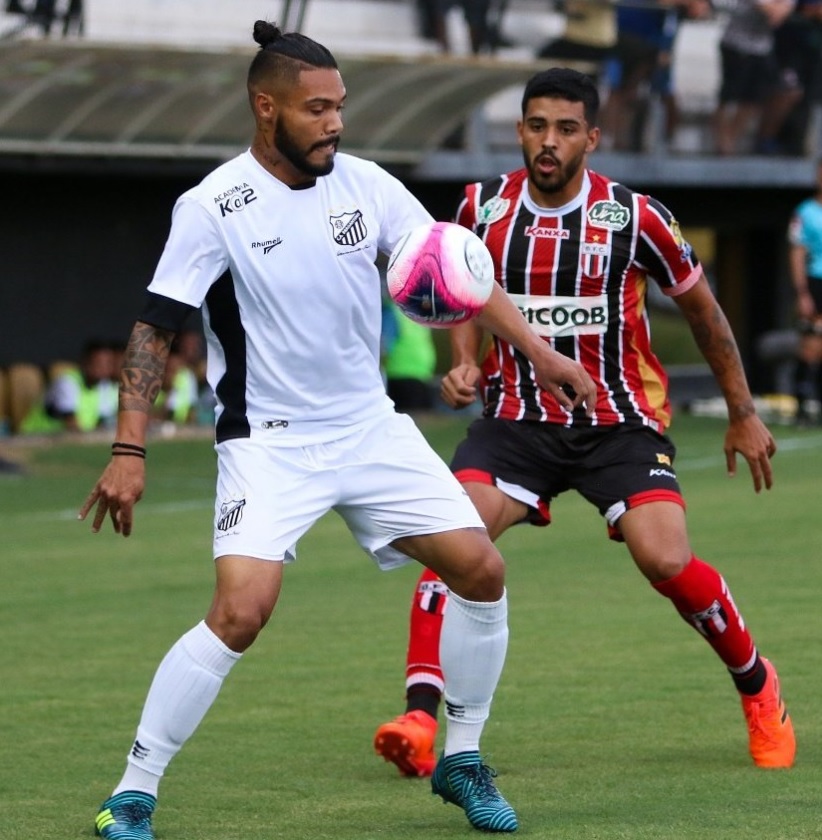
[217,498,246,532]
[330,210,367,246]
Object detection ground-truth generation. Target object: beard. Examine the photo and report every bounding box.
[523,145,586,197]
[274,118,337,178]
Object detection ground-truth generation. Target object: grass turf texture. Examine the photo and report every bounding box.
[0,413,820,839]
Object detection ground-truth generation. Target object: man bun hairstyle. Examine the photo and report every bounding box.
[522,67,600,125]
[248,20,337,89]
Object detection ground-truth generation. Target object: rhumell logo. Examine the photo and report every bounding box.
[251,237,283,255]
[131,740,150,760]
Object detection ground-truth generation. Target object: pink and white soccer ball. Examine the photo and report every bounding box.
[386,221,495,327]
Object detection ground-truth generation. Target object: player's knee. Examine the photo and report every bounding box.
[207,596,274,652]
[635,550,691,584]
[447,541,505,603]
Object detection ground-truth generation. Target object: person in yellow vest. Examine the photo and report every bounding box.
[44,340,118,432]
[153,342,199,425]
[384,301,438,412]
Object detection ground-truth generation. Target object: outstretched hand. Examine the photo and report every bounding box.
[724,414,776,493]
[77,457,146,537]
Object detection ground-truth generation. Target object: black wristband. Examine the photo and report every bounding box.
[111,451,146,459]
[112,441,147,455]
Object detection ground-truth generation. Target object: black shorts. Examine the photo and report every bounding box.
[450,418,683,540]
[719,44,780,105]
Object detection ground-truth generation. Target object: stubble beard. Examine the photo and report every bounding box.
[524,147,586,198]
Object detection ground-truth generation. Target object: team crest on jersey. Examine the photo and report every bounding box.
[588,200,630,231]
[216,497,246,532]
[581,241,609,278]
[330,210,367,246]
[477,196,510,225]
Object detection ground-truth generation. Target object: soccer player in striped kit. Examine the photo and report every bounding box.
[374,67,795,778]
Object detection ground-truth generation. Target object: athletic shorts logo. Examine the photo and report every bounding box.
[508,293,608,337]
[656,453,672,466]
[330,210,367,246]
[649,468,676,479]
[217,498,246,531]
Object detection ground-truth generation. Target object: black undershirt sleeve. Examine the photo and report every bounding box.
[137,290,199,333]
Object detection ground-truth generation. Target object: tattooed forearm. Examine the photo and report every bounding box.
[119,322,175,413]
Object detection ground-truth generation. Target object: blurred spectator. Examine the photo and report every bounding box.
[5,0,83,37]
[25,339,118,432]
[536,0,618,78]
[415,0,500,54]
[383,301,438,413]
[787,157,822,423]
[154,339,200,426]
[714,0,796,155]
[765,0,822,155]
[600,0,712,151]
[172,327,214,425]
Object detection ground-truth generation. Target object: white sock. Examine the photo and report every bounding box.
[112,621,241,797]
[440,589,508,756]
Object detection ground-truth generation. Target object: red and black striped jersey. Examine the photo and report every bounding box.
[455,168,702,431]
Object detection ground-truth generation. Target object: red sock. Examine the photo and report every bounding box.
[652,556,757,674]
[405,568,446,695]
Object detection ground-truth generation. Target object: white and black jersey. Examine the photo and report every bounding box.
[141,151,433,445]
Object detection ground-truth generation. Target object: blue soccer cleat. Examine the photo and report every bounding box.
[95,791,156,840]
[431,751,518,832]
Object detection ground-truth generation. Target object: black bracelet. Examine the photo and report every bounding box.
[111,451,146,459]
[112,441,147,455]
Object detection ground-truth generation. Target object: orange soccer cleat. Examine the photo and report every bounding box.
[740,658,796,769]
[374,710,438,777]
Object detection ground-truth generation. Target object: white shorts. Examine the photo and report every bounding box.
[212,412,484,569]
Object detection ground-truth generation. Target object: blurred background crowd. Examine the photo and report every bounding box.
[2,0,822,445]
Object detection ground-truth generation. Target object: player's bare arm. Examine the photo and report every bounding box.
[441,320,484,409]
[476,284,597,414]
[675,274,776,492]
[78,322,176,536]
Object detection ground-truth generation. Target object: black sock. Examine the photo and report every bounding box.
[732,654,767,696]
[405,684,441,719]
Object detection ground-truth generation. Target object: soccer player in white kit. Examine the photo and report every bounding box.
[78,21,596,839]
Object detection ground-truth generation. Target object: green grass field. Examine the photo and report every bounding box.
[1,413,820,840]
